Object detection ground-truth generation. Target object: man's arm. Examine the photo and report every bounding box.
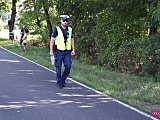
[49,37,55,56]
[50,27,58,56]
[20,29,23,34]
[71,38,75,55]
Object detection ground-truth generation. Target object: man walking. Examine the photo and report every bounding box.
[20,25,29,49]
[22,30,28,52]
[49,15,75,89]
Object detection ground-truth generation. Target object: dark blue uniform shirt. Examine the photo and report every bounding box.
[21,28,29,39]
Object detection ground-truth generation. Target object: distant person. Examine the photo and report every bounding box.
[20,25,29,49]
[22,30,28,52]
[49,15,75,89]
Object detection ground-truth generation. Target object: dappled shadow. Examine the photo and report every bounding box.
[0,55,114,117]
[0,73,113,109]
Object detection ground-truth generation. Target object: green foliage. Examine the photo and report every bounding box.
[141,33,160,77]
[84,1,149,71]
[153,7,160,22]
[16,0,160,78]
[0,0,10,15]
[18,0,59,46]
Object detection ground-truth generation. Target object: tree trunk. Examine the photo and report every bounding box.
[8,0,17,40]
[42,2,52,38]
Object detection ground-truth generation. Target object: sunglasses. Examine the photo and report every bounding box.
[62,20,68,22]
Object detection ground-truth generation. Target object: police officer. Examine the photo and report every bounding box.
[49,15,75,89]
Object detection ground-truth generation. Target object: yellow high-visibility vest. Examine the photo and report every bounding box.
[23,33,27,43]
[55,26,72,50]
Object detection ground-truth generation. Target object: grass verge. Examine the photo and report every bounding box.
[0,38,159,118]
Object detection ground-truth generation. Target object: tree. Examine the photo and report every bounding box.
[18,0,57,45]
[8,0,17,40]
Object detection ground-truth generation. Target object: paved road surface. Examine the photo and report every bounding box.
[0,47,158,120]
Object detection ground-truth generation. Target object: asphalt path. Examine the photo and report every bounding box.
[0,47,158,120]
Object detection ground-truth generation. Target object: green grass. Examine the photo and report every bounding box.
[0,38,160,118]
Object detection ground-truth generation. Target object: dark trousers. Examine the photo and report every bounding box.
[55,50,72,85]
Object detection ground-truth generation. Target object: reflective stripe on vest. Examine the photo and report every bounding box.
[55,26,72,50]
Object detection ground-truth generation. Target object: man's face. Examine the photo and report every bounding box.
[60,19,68,26]
[23,25,26,29]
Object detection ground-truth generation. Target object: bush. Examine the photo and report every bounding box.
[134,34,160,78]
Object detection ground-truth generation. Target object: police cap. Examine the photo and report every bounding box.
[60,15,70,21]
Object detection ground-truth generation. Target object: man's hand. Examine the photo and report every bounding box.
[49,52,54,56]
[71,50,75,56]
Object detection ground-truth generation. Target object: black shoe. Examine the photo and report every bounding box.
[57,84,63,89]
[62,82,66,87]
